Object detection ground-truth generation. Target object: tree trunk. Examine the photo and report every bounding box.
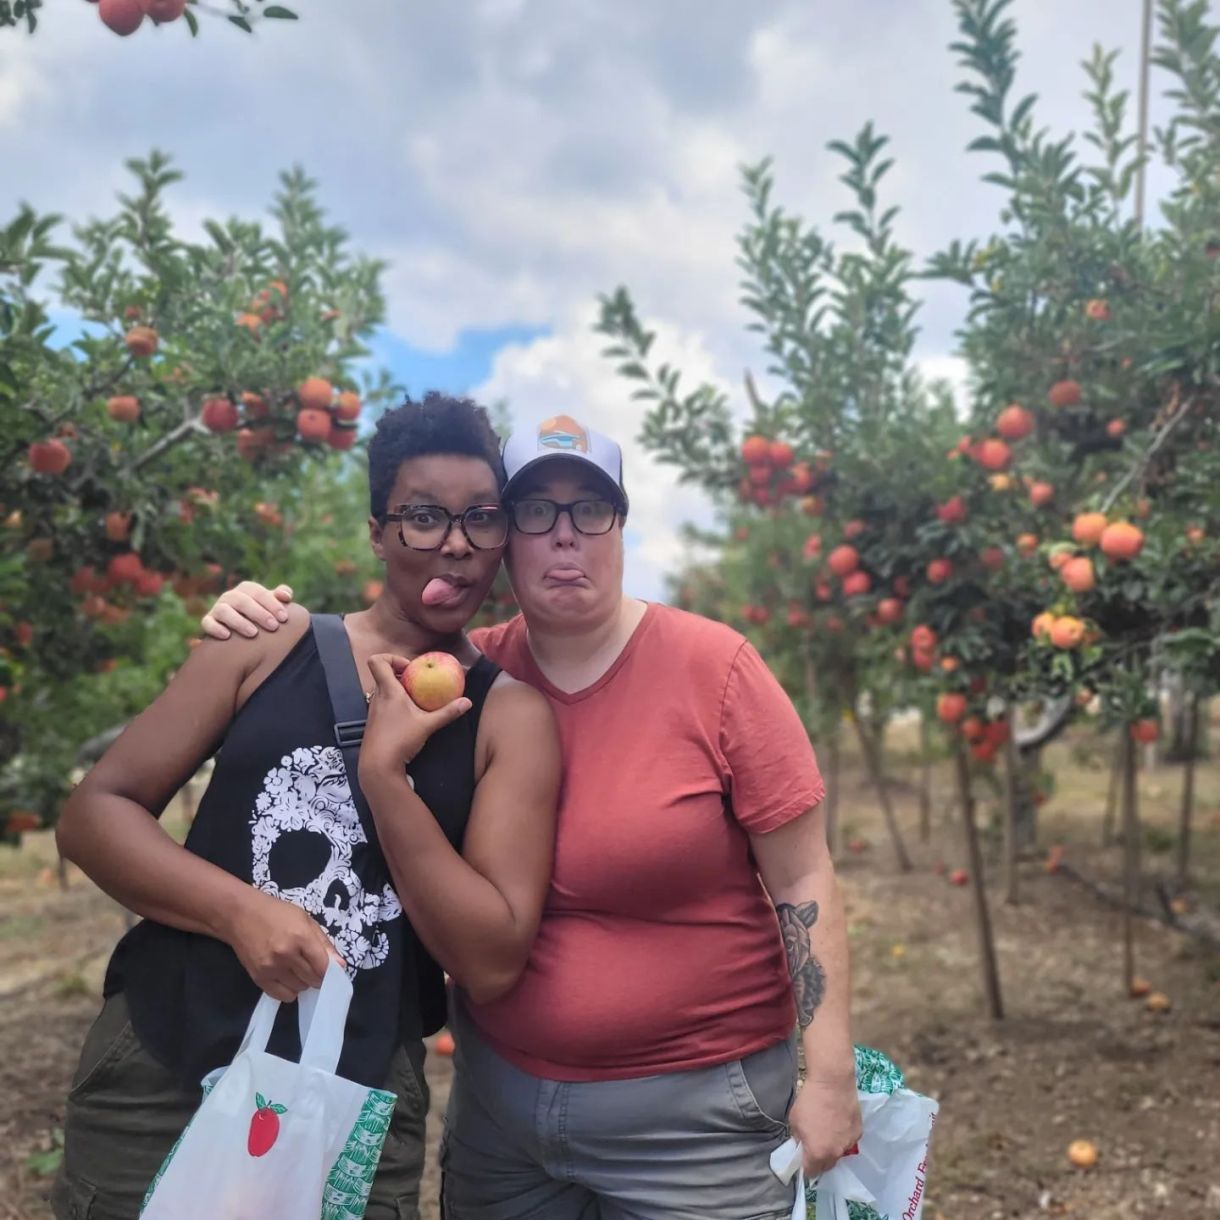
[1175,694,1199,888]
[851,712,912,872]
[1012,744,1041,849]
[953,739,1004,1020]
[825,730,842,859]
[802,654,839,857]
[1145,659,1165,771]
[1101,736,1123,847]
[1164,670,1193,762]
[1121,730,1141,995]
[1010,693,1078,848]
[918,714,932,843]
[1143,740,1158,773]
[1156,678,1205,761]
[1001,710,1020,905]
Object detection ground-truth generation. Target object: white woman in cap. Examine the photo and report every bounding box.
[203,412,862,1219]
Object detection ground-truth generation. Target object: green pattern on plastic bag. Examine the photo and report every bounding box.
[321,1087,396,1220]
[140,1077,217,1214]
[852,1045,904,1096]
[143,1078,395,1220]
[141,1115,197,1212]
[849,1200,888,1220]
[846,1201,887,1220]
[804,1046,905,1220]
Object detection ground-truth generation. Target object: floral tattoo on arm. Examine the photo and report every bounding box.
[776,900,826,1029]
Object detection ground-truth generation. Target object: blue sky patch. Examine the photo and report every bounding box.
[368,324,549,399]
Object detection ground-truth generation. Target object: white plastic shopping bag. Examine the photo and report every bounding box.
[141,962,396,1220]
[770,1086,938,1220]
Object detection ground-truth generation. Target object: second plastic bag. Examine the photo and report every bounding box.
[770,1047,938,1220]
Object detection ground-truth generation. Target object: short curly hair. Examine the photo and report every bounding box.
[368,391,505,520]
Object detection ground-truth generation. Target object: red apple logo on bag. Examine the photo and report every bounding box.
[247,1093,287,1157]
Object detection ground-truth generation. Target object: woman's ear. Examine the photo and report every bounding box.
[368,515,387,562]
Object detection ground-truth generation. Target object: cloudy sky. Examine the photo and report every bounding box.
[2,0,1176,599]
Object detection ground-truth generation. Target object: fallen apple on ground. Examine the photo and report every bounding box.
[1067,1139,1098,1169]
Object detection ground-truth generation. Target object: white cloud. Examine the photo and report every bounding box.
[473,304,728,601]
[0,0,1185,595]
[916,354,972,419]
[379,242,554,351]
[0,46,48,131]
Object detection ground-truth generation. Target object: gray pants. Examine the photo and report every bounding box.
[51,993,430,1220]
[441,998,799,1220]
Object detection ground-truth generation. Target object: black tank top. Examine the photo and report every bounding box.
[104,620,500,1089]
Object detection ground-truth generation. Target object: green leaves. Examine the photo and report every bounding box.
[595,287,735,488]
[0,0,42,34]
[0,152,394,827]
[589,0,1219,755]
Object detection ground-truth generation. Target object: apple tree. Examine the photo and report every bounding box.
[922,0,1219,984]
[0,150,397,835]
[598,0,1220,1013]
[600,130,968,867]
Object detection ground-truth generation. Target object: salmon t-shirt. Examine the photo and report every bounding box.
[466,602,825,1081]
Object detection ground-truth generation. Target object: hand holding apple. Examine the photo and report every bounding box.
[357,652,471,781]
[401,651,465,710]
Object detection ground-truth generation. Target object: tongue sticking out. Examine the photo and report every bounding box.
[422,577,466,608]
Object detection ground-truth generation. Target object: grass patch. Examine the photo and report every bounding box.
[0,914,46,941]
[55,971,91,999]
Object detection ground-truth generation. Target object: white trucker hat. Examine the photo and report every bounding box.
[501,415,629,513]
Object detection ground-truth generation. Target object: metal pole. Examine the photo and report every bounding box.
[1134,0,1154,228]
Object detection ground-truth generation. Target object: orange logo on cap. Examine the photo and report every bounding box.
[537,414,589,454]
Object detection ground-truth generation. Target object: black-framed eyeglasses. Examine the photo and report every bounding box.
[510,498,621,536]
[383,503,509,550]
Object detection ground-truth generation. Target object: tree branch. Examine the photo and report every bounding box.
[1101,392,1197,514]
[129,417,205,473]
[1054,860,1220,951]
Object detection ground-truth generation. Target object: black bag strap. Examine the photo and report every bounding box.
[309,614,392,939]
[310,613,369,795]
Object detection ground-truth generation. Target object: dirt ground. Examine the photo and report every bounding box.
[2,727,1218,1220]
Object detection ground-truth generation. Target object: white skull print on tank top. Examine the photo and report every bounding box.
[249,745,403,974]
